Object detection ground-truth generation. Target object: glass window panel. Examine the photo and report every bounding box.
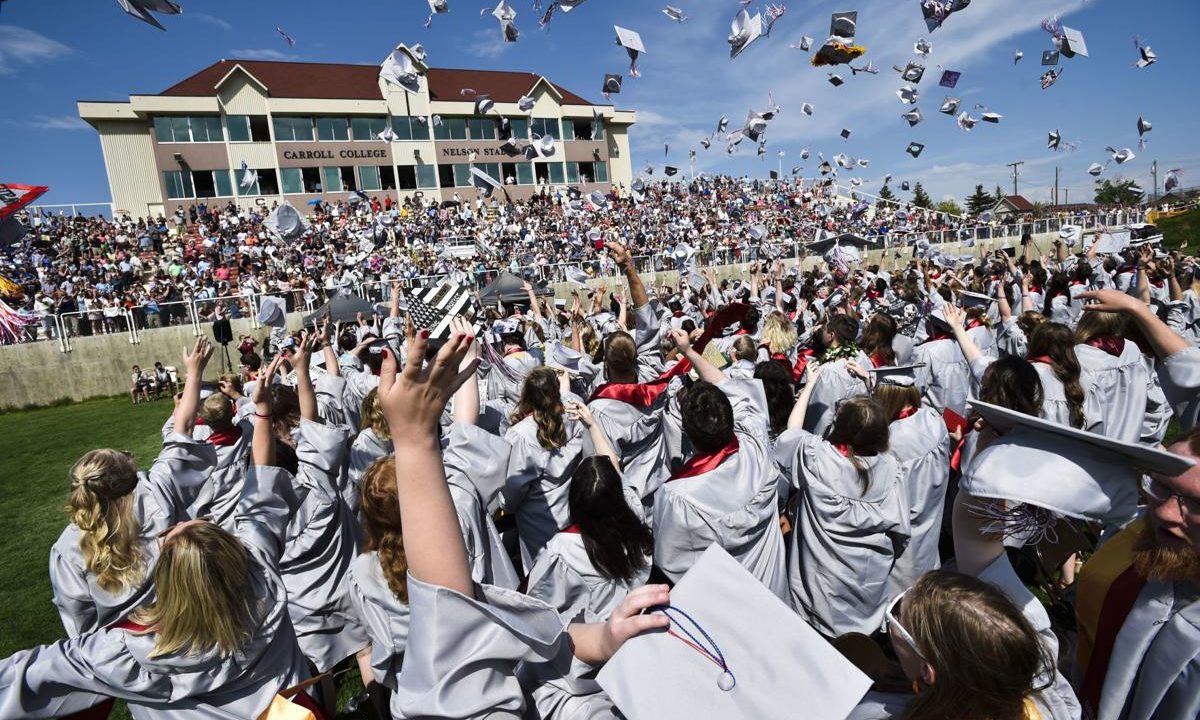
[560,120,574,140]
[293,117,314,142]
[302,167,322,193]
[479,163,500,181]
[438,164,456,189]
[248,116,271,142]
[272,117,292,142]
[448,118,467,140]
[379,166,395,190]
[396,166,418,190]
[170,117,192,142]
[153,117,172,143]
[595,161,608,183]
[192,170,216,197]
[533,118,560,140]
[548,162,565,184]
[322,166,342,193]
[391,116,413,140]
[359,166,381,191]
[415,164,437,188]
[214,170,234,197]
[411,117,430,140]
[509,118,529,139]
[469,118,497,141]
[316,117,348,141]
[351,117,372,141]
[188,117,208,142]
[516,163,534,185]
[205,117,224,142]
[164,171,181,199]
[226,115,250,142]
[566,162,579,184]
[434,119,451,140]
[281,168,304,194]
[453,163,472,188]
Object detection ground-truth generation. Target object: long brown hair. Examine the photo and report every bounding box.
[1027,323,1086,428]
[902,571,1051,720]
[569,457,653,583]
[1075,308,1127,345]
[824,397,889,491]
[67,449,145,594]
[873,382,921,423]
[130,522,256,659]
[980,357,1043,417]
[511,367,568,450]
[861,313,897,366]
[360,455,409,604]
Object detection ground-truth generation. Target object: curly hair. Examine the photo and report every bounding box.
[760,311,798,355]
[360,455,409,604]
[67,449,144,594]
[1027,323,1086,429]
[512,367,568,450]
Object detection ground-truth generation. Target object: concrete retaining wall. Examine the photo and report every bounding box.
[0,233,1043,410]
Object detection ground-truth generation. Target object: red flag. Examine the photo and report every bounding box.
[0,183,49,221]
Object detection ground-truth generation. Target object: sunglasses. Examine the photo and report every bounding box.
[885,589,925,660]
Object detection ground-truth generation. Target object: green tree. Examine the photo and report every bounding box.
[965,184,994,215]
[936,199,963,216]
[911,182,933,209]
[1094,178,1145,206]
[993,185,1007,204]
[877,184,897,202]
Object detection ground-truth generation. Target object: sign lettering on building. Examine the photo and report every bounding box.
[282,149,389,161]
[440,147,509,158]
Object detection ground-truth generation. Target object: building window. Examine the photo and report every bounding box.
[351,117,389,141]
[316,117,350,142]
[396,166,418,190]
[508,118,529,140]
[468,118,497,141]
[434,117,468,141]
[213,169,234,197]
[339,166,357,192]
[153,116,223,143]
[534,163,551,184]
[226,115,271,142]
[548,162,565,184]
[531,118,560,140]
[594,161,608,183]
[453,163,472,188]
[238,168,279,196]
[515,163,534,185]
[281,168,303,194]
[438,164,455,189]
[164,170,194,199]
[359,166,381,191]
[566,162,580,184]
[563,119,600,141]
[572,161,604,184]
[415,164,437,189]
[390,116,413,141]
[273,116,314,142]
[321,166,343,193]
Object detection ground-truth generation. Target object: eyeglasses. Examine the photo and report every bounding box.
[885,589,925,660]
[1142,475,1200,516]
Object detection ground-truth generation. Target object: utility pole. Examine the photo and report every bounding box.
[1007,161,1024,196]
[1054,166,1060,206]
[1064,188,1069,205]
[1151,160,1158,202]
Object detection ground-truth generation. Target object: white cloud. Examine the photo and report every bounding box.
[0,26,71,75]
[193,13,233,31]
[28,115,90,131]
[229,48,301,62]
[464,28,507,60]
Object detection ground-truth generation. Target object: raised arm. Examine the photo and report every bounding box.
[607,241,649,309]
[997,282,1014,322]
[378,332,479,596]
[787,363,825,430]
[1019,274,1035,313]
[1078,289,1189,359]
[389,281,404,319]
[449,316,480,426]
[320,318,340,377]
[1136,248,1153,306]
[173,336,214,436]
[252,356,284,467]
[291,331,320,422]
[565,399,621,471]
[943,303,984,365]
[671,328,726,385]
[522,280,543,321]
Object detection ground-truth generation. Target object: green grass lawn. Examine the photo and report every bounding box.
[0,396,369,719]
[1158,207,1200,251]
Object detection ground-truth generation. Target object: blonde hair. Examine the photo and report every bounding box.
[732,335,758,362]
[1075,309,1127,345]
[67,450,144,594]
[131,522,256,659]
[761,312,798,355]
[360,456,409,603]
[200,393,234,429]
[360,388,390,437]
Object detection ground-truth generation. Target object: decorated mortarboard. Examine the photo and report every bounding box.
[956,111,978,131]
[1137,116,1152,137]
[898,61,925,83]
[728,8,764,59]
[1040,67,1062,89]
[1059,25,1088,58]
[902,107,924,126]
[687,272,708,293]
[905,142,924,158]
[614,25,646,76]
[939,96,960,114]
[1108,146,1135,164]
[257,295,287,328]
[380,47,423,94]
[963,399,1195,528]
[870,362,925,387]
[922,0,971,32]
[939,69,961,88]
[598,546,871,718]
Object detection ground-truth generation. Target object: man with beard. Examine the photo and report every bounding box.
[1075,431,1200,720]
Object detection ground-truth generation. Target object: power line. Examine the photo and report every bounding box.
[1006,161,1024,196]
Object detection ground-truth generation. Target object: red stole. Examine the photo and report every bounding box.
[1086,336,1126,358]
[1028,355,1053,365]
[561,524,582,534]
[895,406,918,421]
[966,320,983,330]
[832,443,851,457]
[868,352,888,368]
[670,438,740,480]
[207,425,243,447]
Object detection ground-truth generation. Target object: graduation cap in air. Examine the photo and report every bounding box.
[664,166,679,177]
[563,266,591,288]
[474,94,494,115]
[901,180,911,191]
[791,165,801,175]
[792,36,814,51]
[1137,116,1152,137]
[827,73,845,87]
[939,96,960,114]
[614,26,646,76]
[1135,39,1157,68]
[117,0,181,31]
[958,290,995,309]
[380,48,426,95]
[663,5,686,22]
[896,85,919,104]
[602,74,623,95]
[939,70,961,88]
[489,0,519,42]
[588,190,609,209]
[470,167,503,198]
[818,159,833,175]
[1108,146,1135,164]
[962,399,1195,527]
[914,38,932,56]
[801,102,814,116]
[956,112,978,131]
[849,177,863,187]
[699,138,712,150]
[1014,49,1024,63]
[840,128,851,140]
[239,161,258,190]
[377,125,399,142]
[532,134,557,158]
[1041,50,1060,66]
[799,148,810,159]
[264,202,309,241]
[1040,68,1062,89]
[516,95,536,113]
[902,108,924,126]
[1165,168,1183,193]
[898,61,925,83]
[830,11,857,38]
[981,111,1002,124]
[906,142,925,158]
[922,0,971,32]
[1087,162,1104,177]
[257,295,288,328]
[728,8,764,59]
[598,546,872,720]
[498,139,526,157]
[1047,129,1061,150]
[1059,26,1088,58]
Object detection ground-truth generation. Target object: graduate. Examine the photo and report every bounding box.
[1073,308,1170,443]
[184,391,253,531]
[1024,323,1096,429]
[49,337,218,638]
[346,388,393,518]
[0,345,320,720]
[653,328,790,601]
[802,314,873,435]
[912,306,973,418]
[776,378,911,637]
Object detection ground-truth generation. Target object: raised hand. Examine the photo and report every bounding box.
[605,241,632,268]
[1077,288,1145,314]
[448,316,479,364]
[598,584,671,661]
[378,331,479,442]
[182,336,213,375]
[942,302,966,329]
[252,355,284,408]
[669,327,692,353]
[563,398,595,428]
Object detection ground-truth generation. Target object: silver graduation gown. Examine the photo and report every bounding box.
[0,466,311,720]
[913,337,972,417]
[774,428,911,637]
[49,434,218,638]
[652,379,790,602]
[279,418,369,672]
[187,419,253,531]
[443,422,520,589]
[1156,346,1200,433]
[588,392,671,505]
[346,552,410,694]
[1075,341,1159,443]
[346,426,393,517]
[885,408,951,595]
[802,353,872,437]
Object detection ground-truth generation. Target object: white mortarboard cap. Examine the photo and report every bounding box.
[830,11,857,38]
[902,108,924,126]
[797,36,813,51]
[896,85,919,104]
[958,290,995,309]
[117,0,181,31]
[470,167,503,198]
[614,25,646,75]
[533,134,556,158]
[870,363,924,387]
[663,5,686,22]
[517,95,536,113]
[474,94,494,115]
[800,148,810,159]
[1087,162,1104,176]
[906,142,924,158]
[257,295,287,328]
[956,112,977,131]
[380,48,422,94]
[1136,42,1157,68]
[264,202,309,241]
[428,0,448,13]
[1042,50,1060,66]
[899,61,925,83]
[547,342,583,373]
[939,96,960,114]
[687,272,708,293]
[850,177,863,187]
[597,545,871,720]
[981,111,1002,124]
[963,399,1194,525]
[728,9,764,59]
[1109,146,1135,164]
[1014,49,1024,63]
[1137,117,1152,136]
[748,224,769,242]
[491,0,519,42]
[1059,26,1088,58]
[564,266,590,287]
[914,38,932,55]
[588,190,608,208]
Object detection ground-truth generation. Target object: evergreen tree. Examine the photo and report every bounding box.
[877,184,897,202]
[911,182,933,209]
[965,184,994,215]
[993,184,1007,204]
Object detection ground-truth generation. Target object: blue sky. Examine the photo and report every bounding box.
[1,0,1197,209]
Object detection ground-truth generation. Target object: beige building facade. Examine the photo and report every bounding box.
[78,46,635,217]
